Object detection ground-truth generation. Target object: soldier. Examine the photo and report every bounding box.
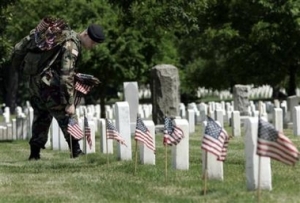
[13,18,105,160]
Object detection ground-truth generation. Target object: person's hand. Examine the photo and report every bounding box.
[65,104,75,115]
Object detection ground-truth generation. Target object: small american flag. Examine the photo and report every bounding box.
[201,116,229,161]
[106,119,127,146]
[84,116,92,149]
[135,115,155,152]
[257,118,299,166]
[67,117,83,140]
[75,81,91,94]
[163,117,184,146]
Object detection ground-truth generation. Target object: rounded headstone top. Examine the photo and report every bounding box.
[152,64,177,70]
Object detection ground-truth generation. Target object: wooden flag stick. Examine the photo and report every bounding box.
[69,133,73,158]
[106,130,109,164]
[203,107,210,195]
[105,115,109,164]
[165,145,168,182]
[203,150,208,195]
[134,140,138,175]
[257,101,262,202]
[84,134,87,162]
[257,156,261,203]
[83,112,87,162]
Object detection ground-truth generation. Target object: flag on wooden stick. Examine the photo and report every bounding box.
[163,117,184,146]
[106,119,127,146]
[257,118,299,166]
[201,116,229,161]
[84,116,92,149]
[135,115,155,152]
[67,117,83,140]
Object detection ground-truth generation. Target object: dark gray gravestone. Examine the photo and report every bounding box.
[233,84,250,116]
[151,64,180,124]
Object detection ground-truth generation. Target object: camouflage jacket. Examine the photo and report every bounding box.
[45,30,82,105]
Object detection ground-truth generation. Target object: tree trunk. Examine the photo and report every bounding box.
[99,85,106,119]
[4,60,19,114]
[287,65,297,96]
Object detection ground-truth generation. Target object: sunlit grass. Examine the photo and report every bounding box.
[0,123,299,203]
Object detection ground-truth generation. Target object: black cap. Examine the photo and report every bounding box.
[87,24,105,43]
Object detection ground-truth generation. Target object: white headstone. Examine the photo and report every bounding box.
[80,119,96,154]
[172,118,189,170]
[273,108,283,132]
[244,117,272,191]
[115,102,132,160]
[287,96,300,122]
[232,111,241,137]
[179,103,186,119]
[202,120,224,180]
[215,109,224,127]
[187,109,195,133]
[12,119,16,140]
[6,123,13,140]
[198,103,207,123]
[51,118,61,150]
[139,120,156,165]
[293,106,300,136]
[99,118,113,154]
[3,107,10,123]
[124,82,139,133]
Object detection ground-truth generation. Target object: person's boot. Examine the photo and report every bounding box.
[68,140,84,158]
[28,144,41,160]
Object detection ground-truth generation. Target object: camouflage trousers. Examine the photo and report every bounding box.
[28,76,75,148]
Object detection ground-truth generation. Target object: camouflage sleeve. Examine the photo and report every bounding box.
[59,40,79,105]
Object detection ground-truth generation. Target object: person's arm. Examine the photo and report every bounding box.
[59,40,79,114]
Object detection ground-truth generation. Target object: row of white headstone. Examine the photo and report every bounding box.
[118,83,290,101]
[1,98,298,191]
[2,93,300,142]
[48,101,289,191]
[48,101,189,168]
[197,84,275,100]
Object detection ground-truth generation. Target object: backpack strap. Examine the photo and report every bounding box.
[39,47,62,76]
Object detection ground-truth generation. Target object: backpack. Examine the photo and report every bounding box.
[12,16,78,76]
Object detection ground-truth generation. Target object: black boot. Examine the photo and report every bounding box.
[28,144,41,160]
[68,140,84,158]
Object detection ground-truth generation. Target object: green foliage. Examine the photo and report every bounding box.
[167,0,300,95]
[2,0,181,106]
[3,0,300,106]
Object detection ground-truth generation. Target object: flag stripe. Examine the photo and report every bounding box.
[106,119,127,147]
[67,118,83,140]
[134,116,155,152]
[257,140,298,164]
[163,117,184,146]
[135,131,154,147]
[258,138,299,158]
[135,132,155,149]
[75,82,91,94]
[257,147,296,165]
[201,116,229,162]
[84,116,92,149]
[257,118,299,166]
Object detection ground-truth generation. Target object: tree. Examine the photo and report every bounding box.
[3,0,179,117]
[0,0,17,107]
[180,0,300,96]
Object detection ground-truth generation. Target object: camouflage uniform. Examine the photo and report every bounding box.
[27,30,81,153]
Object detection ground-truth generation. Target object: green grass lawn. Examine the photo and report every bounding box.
[0,124,299,203]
